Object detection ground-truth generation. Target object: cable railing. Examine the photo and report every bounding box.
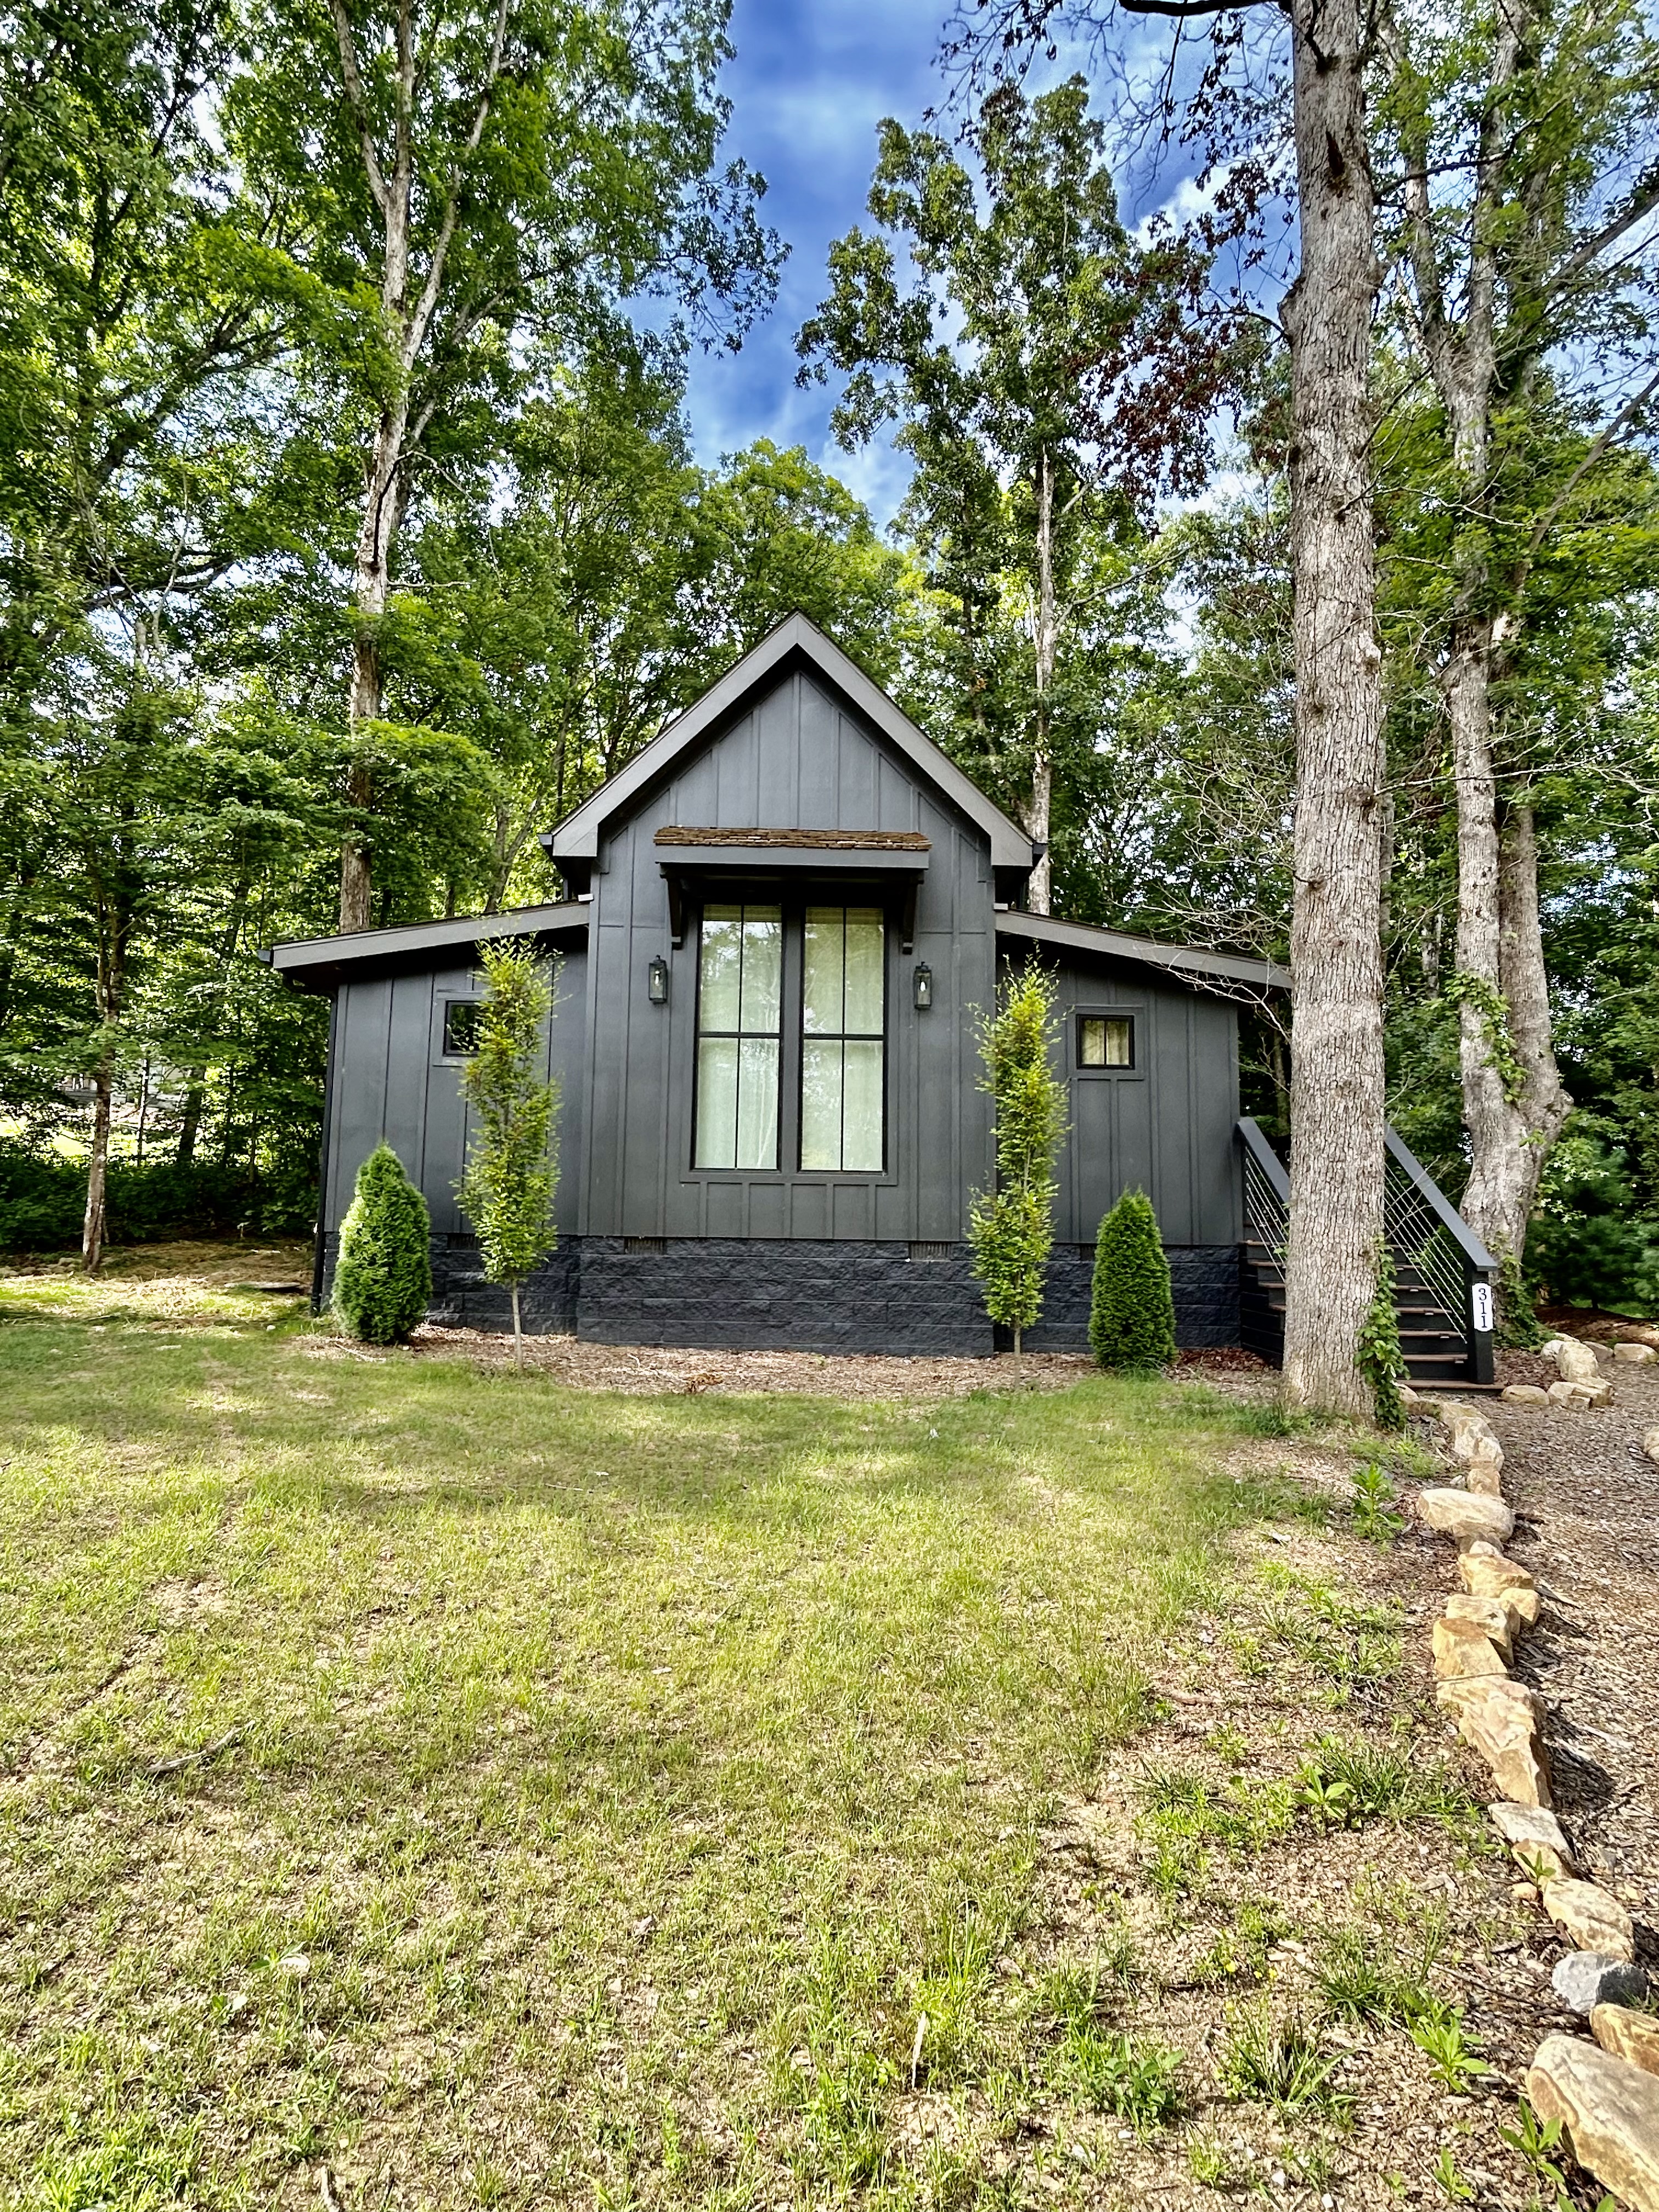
[1234,1119,1499,1384]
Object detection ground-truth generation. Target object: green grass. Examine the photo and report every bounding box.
[0,1268,1277,2210]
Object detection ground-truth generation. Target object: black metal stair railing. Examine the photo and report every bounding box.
[1234,1118,1499,1385]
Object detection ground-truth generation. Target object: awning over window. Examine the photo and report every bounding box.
[653,827,930,950]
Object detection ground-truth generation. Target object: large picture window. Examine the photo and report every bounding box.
[694,904,782,1169]
[801,906,885,1171]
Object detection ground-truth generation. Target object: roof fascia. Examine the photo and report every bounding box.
[547,614,1033,870]
[995,909,1286,993]
[267,904,589,981]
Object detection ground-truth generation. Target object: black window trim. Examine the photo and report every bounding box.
[1073,1006,1141,1076]
[438,997,482,1060]
[682,889,895,1182]
[690,897,786,1173]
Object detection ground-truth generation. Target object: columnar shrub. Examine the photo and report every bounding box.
[334,1143,432,1343]
[967,963,1067,1355]
[458,940,561,1367]
[1088,1188,1176,1373]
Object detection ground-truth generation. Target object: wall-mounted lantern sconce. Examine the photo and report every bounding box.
[647,955,669,1005]
[913,962,933,1011]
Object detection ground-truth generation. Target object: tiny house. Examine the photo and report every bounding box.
[271,615,1494,1372]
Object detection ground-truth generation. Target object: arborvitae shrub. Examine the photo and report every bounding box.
[333,1143,432,1344]
[1088,1188,1176,1373]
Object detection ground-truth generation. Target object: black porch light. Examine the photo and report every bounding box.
[913,962,934,1010]
[648,955,669,1005]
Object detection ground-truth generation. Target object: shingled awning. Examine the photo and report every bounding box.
[652,826,932,948]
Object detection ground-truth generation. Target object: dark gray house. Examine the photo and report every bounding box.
[270,616,1494,1373]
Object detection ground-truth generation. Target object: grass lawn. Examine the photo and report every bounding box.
[1,1258,1305,2210]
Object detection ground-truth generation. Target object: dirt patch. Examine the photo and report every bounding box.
[400,1324,1099,1399]
[1480,1362,1659,1926]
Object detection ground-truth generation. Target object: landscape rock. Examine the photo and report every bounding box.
[1645,1427,1659,1468]
[1553,1954,1650,2015]
[1437,1675,1551,1804]
[1499,1584,1543,1628]
[1433,1612,1509,1679]
[1398,1384,1422,1407]
[1526,2032,1659,2212]
[1593,2005,1659,2080]
[1503,1383,1552,1405]
[1614,1341,1657,1364]
[1548,1378,1612,1409]
[1543,1879,1638,1961]
[1465,1458,1506,1497]
[1446,1592,1515,1658]
[1460,1550,1536,1597]
[1552,1338,1604,1384]
[1418,1487,1515,1543]
[1489,1802,1575,1876]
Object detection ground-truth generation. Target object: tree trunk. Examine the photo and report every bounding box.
[340,397,409,933]
[1025,447,1056,916]
[1279,0,1388,1419]
[82,1060,112,1272]
[511,1280,523,1369]
[1457,800,1571,1265]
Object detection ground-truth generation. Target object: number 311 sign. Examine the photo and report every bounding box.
[1470,1283,1495,1335]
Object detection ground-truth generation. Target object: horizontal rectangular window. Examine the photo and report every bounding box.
[1079,1013,1133,1069]
[801,906,885,1172]
[695,904,781,1170]
[442,1001,481,1056]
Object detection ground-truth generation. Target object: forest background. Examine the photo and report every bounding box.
[1,0,1655,1319]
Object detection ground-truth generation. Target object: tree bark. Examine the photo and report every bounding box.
[1025,447,1056,915]
[1457,800,1571,1260]
[1279,0,1388,1418]
[81,1060,112,1271]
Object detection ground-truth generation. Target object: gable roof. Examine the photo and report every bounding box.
[544,612,1036,872]
[996,909,1288,993]
[263,903,589,992]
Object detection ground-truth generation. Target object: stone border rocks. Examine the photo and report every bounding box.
[1413,1391,1659,2211]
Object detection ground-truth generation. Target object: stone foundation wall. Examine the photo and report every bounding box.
[316,1234,1243,1356]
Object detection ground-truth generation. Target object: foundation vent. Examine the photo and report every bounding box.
[908,1241,956,1262]
[622,1236,667,1255]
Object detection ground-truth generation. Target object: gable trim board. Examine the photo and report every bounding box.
[271,614,1276,1355]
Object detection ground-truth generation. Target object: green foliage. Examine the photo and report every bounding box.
[1058,2024,1184,2132]
[1292,1736,1468,1827]
[1218,2007,1348,2118]
[967,966,1067,1351]
[1444,973,1527,1105]
[457,943,561,1314]
[1349,1460,1406,1544]
[1408,2005,1491,2092]
[1357,1248,1409,1430]
[0,1144,304,1250]
[1527,1133,1659,1316]
[1088,1187,1176,1372]
[332,1143,432,1343]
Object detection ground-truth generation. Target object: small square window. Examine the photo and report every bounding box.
[1079,1014,1133,1068]
[442,1000,481,1057]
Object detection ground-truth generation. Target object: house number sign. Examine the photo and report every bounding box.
[1470,1283,1494,1334]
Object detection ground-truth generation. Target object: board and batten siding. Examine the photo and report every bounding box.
[578,667,997,1242]
[1025,950,1243,1249]
[321,949,588,1237]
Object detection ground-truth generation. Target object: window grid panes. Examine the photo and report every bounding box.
[1079,1014,1133,1068]
[801,906,885,1172]
[694,904,782,1169]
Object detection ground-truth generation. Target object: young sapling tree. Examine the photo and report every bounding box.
[457,939,561,1367]
[968,963,1068,1354]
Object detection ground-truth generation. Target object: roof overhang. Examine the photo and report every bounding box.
[652,828,932,950]
[996,910,1288,995]
[263,904,590,993]
[543,614,1035,876]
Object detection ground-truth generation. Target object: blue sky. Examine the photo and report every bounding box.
[679,0,1244,529]
[680,0,946,525]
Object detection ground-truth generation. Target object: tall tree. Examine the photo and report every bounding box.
[230,0,781,932]
[799,75,1224,913]
[1375,0,1659,1302]
[946,2,1391,1416]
